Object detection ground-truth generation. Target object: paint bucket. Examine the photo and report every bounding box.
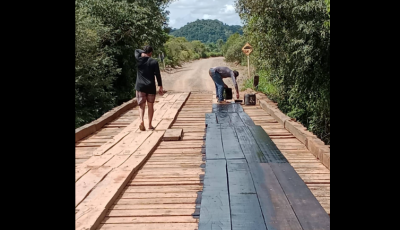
[244,94,256,105]
[224,88,232,100]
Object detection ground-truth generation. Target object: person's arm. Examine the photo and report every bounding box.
[230,71,240,99]
[135,49,144,60]
[154,61,163,94]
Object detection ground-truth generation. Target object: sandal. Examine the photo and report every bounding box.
[139,123,146,131]
[148,126,155,130]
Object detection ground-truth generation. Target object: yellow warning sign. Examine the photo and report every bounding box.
[242,42,253,56]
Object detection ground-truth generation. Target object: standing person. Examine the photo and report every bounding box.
[209,66,239,103]
[135,45,164,131]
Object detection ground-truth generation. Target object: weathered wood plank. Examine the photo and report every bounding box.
[97,223,198,230]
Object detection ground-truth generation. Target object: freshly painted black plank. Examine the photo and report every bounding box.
[234,126,266,163]
[212,103,228,113]
[221,126,245,159]
[227,159,266,230]
[205,113,217,127]
[205,124,225,159]
[228,112,245,126]
[216,112,231,124]
[238,111,256,126]
[211,103,218,113]
[227,159,256,194]
[270,163,331,229]
[227,103,236,113]
[248,162,303,230]
[230,194,267,230]
[247,125,288,163]
[234,103,244,112]
[199,159,231,230]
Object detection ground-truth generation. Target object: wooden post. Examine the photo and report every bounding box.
[162,52,166,70]
[247,55,250,80]
[254,75,259,89]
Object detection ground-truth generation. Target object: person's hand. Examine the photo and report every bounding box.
[159,86,164,95]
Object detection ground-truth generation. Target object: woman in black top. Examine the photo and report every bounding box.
[135,46,164,131]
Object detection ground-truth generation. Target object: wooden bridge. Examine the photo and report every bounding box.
[75,91,330,230]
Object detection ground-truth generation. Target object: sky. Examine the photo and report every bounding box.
[166,0,243,29]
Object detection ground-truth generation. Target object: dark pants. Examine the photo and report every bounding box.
[209,68,224,102]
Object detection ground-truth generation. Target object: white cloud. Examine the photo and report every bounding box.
[166,0,243,29]
[224,4,235,13]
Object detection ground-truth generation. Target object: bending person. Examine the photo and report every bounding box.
[209,66,239,103]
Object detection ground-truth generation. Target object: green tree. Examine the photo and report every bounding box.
[235,0,330,144]
[75,0,173,127]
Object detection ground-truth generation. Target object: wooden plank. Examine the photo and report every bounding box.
[205,113,217,127]
[106,209,196,217]
[163,128,183,141]
[198,159,231,230]
[205,125,224,160]
[221,126,245,159]
[76,131,165,230]
[248,162,303,230]
[110,204,198,209]
[76,169,132,230]
[234,126,266,163]
[247,125,288,163]
[237,111,255,126]
[75,166,113,207]
[97,223,198,230]
[270,163,330,229]
[120,192,199,199]
[115,197,200,205]
[101,216,198,224]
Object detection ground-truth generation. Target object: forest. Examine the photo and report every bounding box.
[223,0,330,144]
[170,19,243,43]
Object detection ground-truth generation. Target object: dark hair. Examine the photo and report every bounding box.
[143,45,153,54]
[233,70,239,78]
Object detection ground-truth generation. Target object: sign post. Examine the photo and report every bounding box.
[241,43,253,82]
[162,52,166,70]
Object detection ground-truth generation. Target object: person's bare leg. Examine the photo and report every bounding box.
[148,102,154,129]
[139,103,146,125]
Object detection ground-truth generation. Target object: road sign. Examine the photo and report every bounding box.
[242,42,253,56]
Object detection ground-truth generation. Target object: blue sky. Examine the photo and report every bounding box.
[166,0,243,29]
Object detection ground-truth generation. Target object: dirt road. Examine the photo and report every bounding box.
[160,57,247,94]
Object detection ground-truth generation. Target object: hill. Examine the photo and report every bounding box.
[170,19,242,43]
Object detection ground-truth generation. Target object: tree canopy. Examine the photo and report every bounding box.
[170,19,242,43]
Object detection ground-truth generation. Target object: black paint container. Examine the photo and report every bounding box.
[244,94,256,105]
